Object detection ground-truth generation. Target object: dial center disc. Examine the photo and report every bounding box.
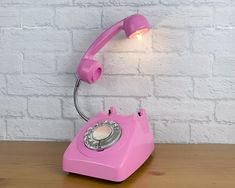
[92,124,113,140]
[84,120,122,150]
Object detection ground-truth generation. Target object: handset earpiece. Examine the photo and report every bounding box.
[123,14,150,39]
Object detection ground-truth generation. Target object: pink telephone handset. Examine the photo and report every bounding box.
[63,14,155,182]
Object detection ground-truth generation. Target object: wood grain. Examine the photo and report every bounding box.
[0,141,235,188]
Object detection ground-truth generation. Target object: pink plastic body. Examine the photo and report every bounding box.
[77,14,150,84]
[63,107,154,182]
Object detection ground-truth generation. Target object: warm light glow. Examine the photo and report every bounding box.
[128,28,149,40]
[136,33,143,40]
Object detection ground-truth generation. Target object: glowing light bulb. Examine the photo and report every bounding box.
[136,33,143,40]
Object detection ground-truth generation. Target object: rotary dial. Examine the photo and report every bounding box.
[84,120,121,151]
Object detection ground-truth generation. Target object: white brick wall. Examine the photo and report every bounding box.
[28,97,61,118]
[0,0,235,143]
[104,97,139,115]
[21,8,54,27]
[154,121,190,143]
[141,98,214,121]
[0,54,22,73]
[62,97,103,118]
[154,77,193,98]
[0,75,6,95]
[1,29,70,52]
[216,101,235,123]
[55,8,101,29]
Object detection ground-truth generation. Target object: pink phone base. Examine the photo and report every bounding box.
[63,107,154,182]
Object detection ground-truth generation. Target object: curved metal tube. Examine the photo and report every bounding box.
[73,79,89,122]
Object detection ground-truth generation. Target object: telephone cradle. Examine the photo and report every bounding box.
[63,107,154,182]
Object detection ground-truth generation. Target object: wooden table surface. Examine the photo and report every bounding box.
[0,142,235,188]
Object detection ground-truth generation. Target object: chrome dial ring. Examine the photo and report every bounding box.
[84,120,121,151]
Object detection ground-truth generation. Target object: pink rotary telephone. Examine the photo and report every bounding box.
[63,14,154,182]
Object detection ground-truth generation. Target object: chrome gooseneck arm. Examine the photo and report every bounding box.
[73,79,89,122]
